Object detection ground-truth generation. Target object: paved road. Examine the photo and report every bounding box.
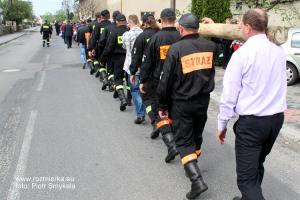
[0,29,299,200]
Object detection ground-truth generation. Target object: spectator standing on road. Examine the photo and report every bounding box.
[64,20,73,48]
[216,9,287,200]
[122,14,144,124]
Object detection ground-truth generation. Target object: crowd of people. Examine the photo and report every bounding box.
[42,8,287,200]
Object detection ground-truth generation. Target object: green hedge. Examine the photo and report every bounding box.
[191,0,232,23]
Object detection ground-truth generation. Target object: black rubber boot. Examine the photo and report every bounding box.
[113,90,119,98]
[162,133,179,163]
[109,85,114,92]
[184,161,208,200]
[102,78,109,90]
[88,62,95,75]
[103,75,114,91]
[99,69,107,82]
[117,89,127,111]
[148,116,160,139]
[94,64,100,78]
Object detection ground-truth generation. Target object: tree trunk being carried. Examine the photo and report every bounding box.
[198,23,288,45]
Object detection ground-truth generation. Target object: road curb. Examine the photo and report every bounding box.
[0,33,26,46]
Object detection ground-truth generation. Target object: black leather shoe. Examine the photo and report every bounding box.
[134,117,145,124]
[233,197,242,200]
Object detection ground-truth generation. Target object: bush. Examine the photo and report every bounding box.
[191,0,232,23]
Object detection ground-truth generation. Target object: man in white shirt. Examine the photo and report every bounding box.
[217,9,287,200]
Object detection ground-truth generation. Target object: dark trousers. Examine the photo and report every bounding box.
[141,81,159,124]
[65,36,72,48]
[170,95,209,158]
[234,113,284,200]
[42,33,50,44]
[112,54,126,87]
[106,57,113,75]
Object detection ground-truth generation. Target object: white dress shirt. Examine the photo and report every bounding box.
[218,34,287,131]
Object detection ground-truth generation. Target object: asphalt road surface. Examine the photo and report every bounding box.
[0,28,299,200]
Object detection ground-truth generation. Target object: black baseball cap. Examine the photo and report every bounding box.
[112,10,121,20]
[116,14,126,21]
[160,8,176,20]
[178,13,199,29]
[100,9,110,17]
[142,13,154,23]
[95,12,101,18]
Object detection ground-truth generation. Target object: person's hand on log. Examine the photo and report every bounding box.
[201,17,215,24]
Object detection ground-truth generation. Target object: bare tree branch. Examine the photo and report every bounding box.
[78,0,96,19]
[267,0,300,11]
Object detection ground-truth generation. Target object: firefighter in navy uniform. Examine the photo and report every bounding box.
[129,13,159,79]
[40,20,53,47]
[99,10,121,92]
[139,8,180,163]
[157,13,217,199]
[94,9,112,80]
[89,12,103,75]
[87,12,101,74]
[129,14,159,124]
[100,14,129,111]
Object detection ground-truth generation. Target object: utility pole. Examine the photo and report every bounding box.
[120,0,123,13]
[170,0,176,11]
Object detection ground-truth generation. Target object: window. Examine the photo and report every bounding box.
[291,32,300,48]
[141,12,155,19]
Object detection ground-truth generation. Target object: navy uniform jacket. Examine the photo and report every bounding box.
[157,33,217,110]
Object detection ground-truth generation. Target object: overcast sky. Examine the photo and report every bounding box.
[30,0,63,16]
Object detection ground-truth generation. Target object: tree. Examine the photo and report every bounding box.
[78,0,96,19]
[41,12,54,23]
[191,0,232,23]
[0,0,34,24]
[233,0,300,25]
[234,0,299,10]
[69,12,74,20]
[54,9,67,23]
[73,1,80,19]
